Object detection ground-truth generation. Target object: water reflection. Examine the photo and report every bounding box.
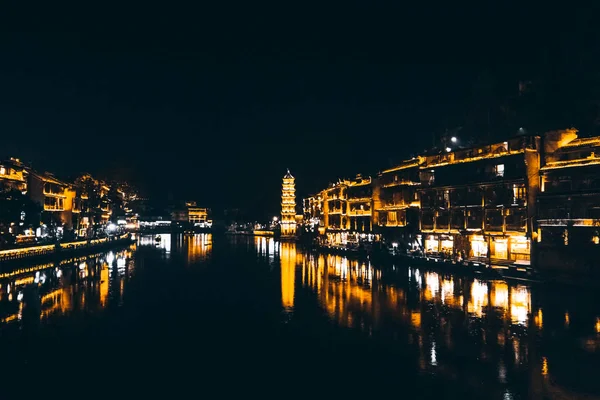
[185,233,212,263]
[139,233,172,253]
[0,246,135,329]
[255,236,278,265]
[293,242,600,399]
[137,233,213,264]
[280,242,297,312]
[3,235,600,398]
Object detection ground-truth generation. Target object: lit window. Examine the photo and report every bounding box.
[495,164,505,177]
[0,167,5,175]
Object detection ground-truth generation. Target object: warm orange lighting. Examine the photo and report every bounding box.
[510,286,531,326]
[468,279,488,317]
[541,357,549,376]
[411,312,421,329]
[280,242,296,309]
[534,308,543,329]
[424,272,439,301]
[441,278,454,305]
[281,170,297,237]
[100,267,109,307]
[491,281,508,310]
[14,276,35,286]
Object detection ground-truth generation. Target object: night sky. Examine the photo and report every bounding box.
[2,3,600,219]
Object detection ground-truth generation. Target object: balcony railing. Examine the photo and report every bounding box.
[43,191,66,198]
[347,210,371,216]
[0,171,26,182]
[382,180,420,188]
[506,224,526,232]
[44,204,64,211]
[538,219,600,227]
[347,197,371,202]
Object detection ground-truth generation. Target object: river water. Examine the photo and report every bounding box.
[1,233,600,399]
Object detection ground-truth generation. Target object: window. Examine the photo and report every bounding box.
[495,164,505,177]
[512,184,526,204]
[388,211,397,223]
[0,167,5,175]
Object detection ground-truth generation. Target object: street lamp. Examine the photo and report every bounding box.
[445,147,452,152]
[450,136,458,143]
[272,216,278,222]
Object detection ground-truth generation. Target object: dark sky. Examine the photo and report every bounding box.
[1,2,599,219]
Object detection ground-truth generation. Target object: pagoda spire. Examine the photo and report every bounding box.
[281,169,297,237]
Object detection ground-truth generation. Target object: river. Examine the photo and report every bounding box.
[0,233,599,399]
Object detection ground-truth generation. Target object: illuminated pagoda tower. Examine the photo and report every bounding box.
[280,169,297,238]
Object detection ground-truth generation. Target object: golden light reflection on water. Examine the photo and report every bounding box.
[0,247,134,327]
[424,272,439,301]
[186,234,212,263]
[491,281,508,310]
[280,242,296,310]
[510,286,531,326]
[468,279,488,317]
[297,247,569,394]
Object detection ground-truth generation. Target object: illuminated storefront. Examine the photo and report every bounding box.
[509,236,530,261]
[424,235,439,253]
[418,234,455,255]
[470,235,488,258]
[492,237,508,260]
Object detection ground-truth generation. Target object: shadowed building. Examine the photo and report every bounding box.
[416,135,540,265]
[536,128,600,275]
[373,158,422,248]
[28,171,77,231]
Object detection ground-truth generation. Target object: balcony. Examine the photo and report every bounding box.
[347,209,371,216]
[43,191,66,198]
[0,169,26,182]
[382,180,420,188]
[347,197,371,202]
[538,219,600,227]
[379,204,409,211]
[44,204,64,211]
[506,223,526,232]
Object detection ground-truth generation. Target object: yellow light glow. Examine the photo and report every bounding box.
[468,279,488,317]
[510,286,531,326]
[411,312,421,329]
[424,272,439,301]
[534,308,543,329]
[14,276,35,286]
[280,242,296,309]
[541,357,549,376]
[491,281,508,310]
